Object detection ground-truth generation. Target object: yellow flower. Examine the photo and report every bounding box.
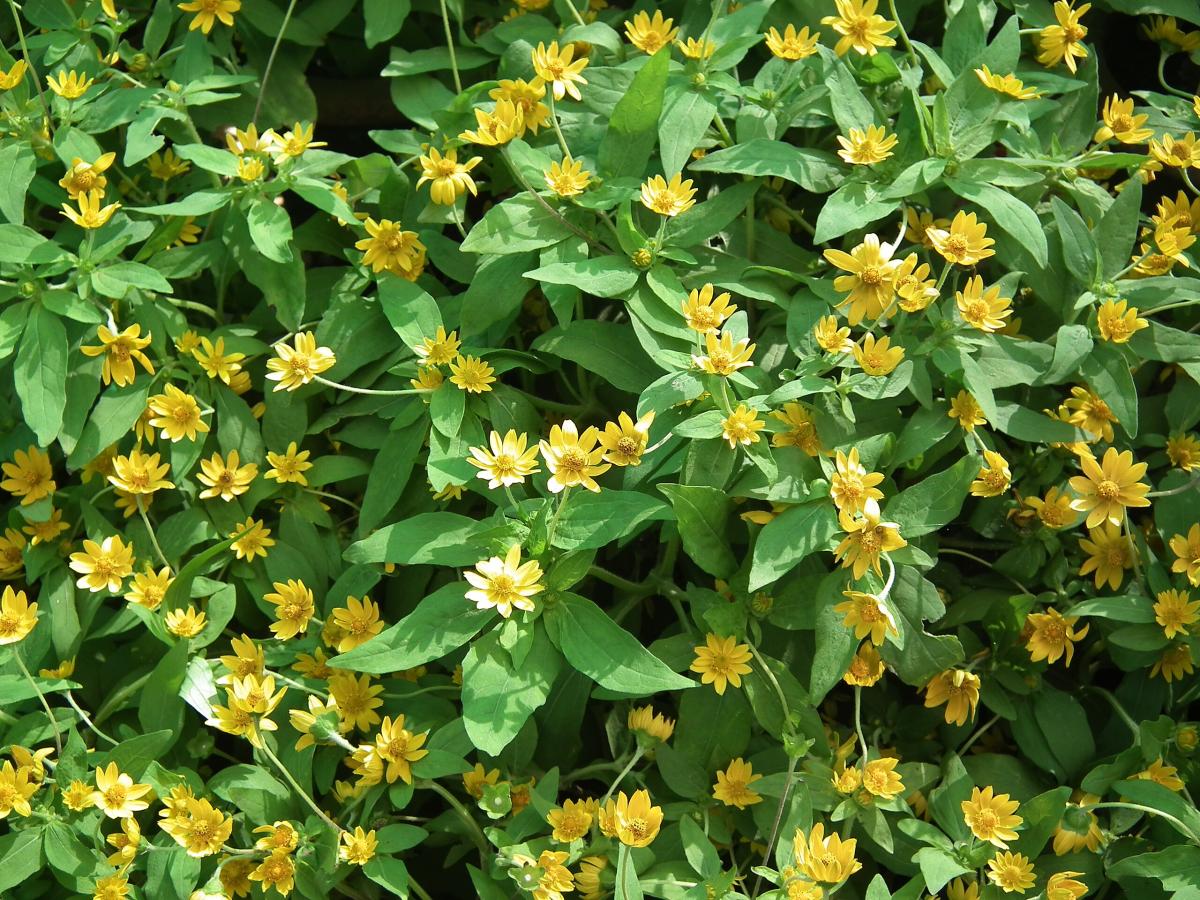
[23,508,68,546]
[253,820,300,854]
[1078,522,1134,589]
[837,125,898,165]
[765,24,820,59]
[0,758,39,818]
[92,874,130,900]
[834,590,895,646]
[409,327,460,367]
[1132,213,1196,277]
[612,789,662,847]
[194,336,246,385]
[1155,589,1200,639]
[329,671,384,732]
[39,657,75,679]
[678,37,717,60]
[1152,644,1195,682]
[147,147,190,180]
[460,98,525,146]
[266,331,336,391]
[146,385,209,442]
[975,65,1040,100]
[843,642,885,686]
[1053,793,1104,855]
[640,172,697,217]
[61,778,94,812]
[1037,0,1089,73]
[1,446,55,506]
[861,756,903,799]
[948,391,986,432]
[628,705,675,743]
[1062,386,1117,442]
[196,450,257,501]
[249,852,295,897]
[448,354,496,393]
[1150,132,1200,168]
[82,324,153,387]
[0,586,37,645]
[165,797,232,857]
[987,851,1036,893]
[465,544,544,618]
[519,849,575,898]
[339,826,377,866]
[331,595,383,652]
[1045,871,1087,900]
[713,757,763,809]
[853,334,904,376]
[61,187,120,228]
[1157,191,1200,233]
[47,69,94,99]
[1026,608,1088,665]
[540,420,610,492]
[0,60,27,91]
[814,315,853,353]
[417,148,482,205]
[924,669,980,726]
[264,580,316,640]
[265,442,313,485]
[576,856,608,900]
[792,822,862,883]
[894,253,939,311]
[411,365,443,392]
[1138,756,1186,790]
[1095,297,1148,344]
[956,276,1012,332]
[690,633,753,694]
[681,283,737,334]
[372,714,429,784]
[229,518,274,561]
[463,763,501,799]
[236,155,264,182]
[265,122,326,162]
[356,217,426,276]
[544,157,592,197]
[532,41,589,101]
[289,695,345,750]
[59,153,116,199]
[0,528,27,579]
[1068,447,1150,528]
[928,211,995,266]
[491,78,550,134]
[830,448,885,516]
[178,0,240,32]
[598,411,654,467]
[69,535,135,593]
[218,634,264,684]
[108,449,173,496]
[624,10,678,53]
[821,0,896,56]
[1142,15,1200,52]
[1094,95,1152,144]
[92,763,151,819]
[123,564,171,610]
[835,510,905,579]
[467,430,540,488]
[772,403,823,456]
[721,404,766,448]
[166,605,207,638]
[694,330,756,376]
[970,450,1011,498]
[547,798,593,842]
[823,233,900,325]
[962,785,1022,847]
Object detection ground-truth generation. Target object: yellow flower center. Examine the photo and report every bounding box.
[1105,546,1127,567]
[0,614,19,638]
[689,307,721,330]
[650,193,676,215]
[943,234,968,257]
[491,454,517,477]
[75,170,96,190]
[624,817,650,841]
[216,470,236,487]
[489,573,517,600]
[964,299,990,322]
[385,735,410,758]
[1111,114,1133,133]
[858,265,885,286]
[974,808,998,833]
[282,601,308,621]
[1064,23,1085,43]
[432,159,458,178]
[556,448,587,476]
[1039,622,1066,644]
[616,436,641,458]
[110,341,132,363]
[104,785,128,809]
[1095,479,1121,501]
[92,556,117,580]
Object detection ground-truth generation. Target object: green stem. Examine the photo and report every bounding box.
[4,0,50,124]
[752,754,799,897]
[94,672,151,724]
[1087,802,1200,844]
[885,0,921,69]
[312,374,429,397]
[407,874,435,900]
[561,0,587,27]
[958,713,1000,755]
[500,147,607,251]
[601,745,645,806]
[1085,686,1139,736]
[137,496,173,570]
[588,566,652,595]
[548,94,572,161]
[545,487,571,551]
[422,779,490,860]
[1146,297,1200,315]
[64,691,118,745]
[15,654,62,753]
[937,547,1034,597]
[253,0,300,124]
[259,740,341,833]
[438,0,462,94]
[853,686,869,762]
[1147,471,1200,498]
[747,643,791,730]
[305,489,363,513]
[1157,51,1194,100]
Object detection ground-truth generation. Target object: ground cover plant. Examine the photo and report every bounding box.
[2,0,1200,897]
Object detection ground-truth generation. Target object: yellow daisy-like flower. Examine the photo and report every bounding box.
[491,78,550,135]
[987,851,1036,893]
[197,450,257,501]
[0,528,27,579]
[1037,1,1090,73]
[1026,607,1088,665]
[823,233,900,325]
[250,853,295,897]
[355,217,426,276]
[690,633,753,695]
[948,391,987,432]
[236,156,264,182]
[413,326,461,366]
[265,442,312,485]
[628,705,675,744]
[640,172,697,217]
[681,283,737,334]
[713,757,763,809]
[598,411,654,467]
[59,153,116,199]
[1020,486,1073,530]
[1157,191,1200,234]
[843,642,886,686]
[468,429,540,488]
[461,98,526,147]
[924,668,980,726]
[417,148,482,206]
[124,565,172,610]
[465,544,545,618]
[836,124,898,165]
[975,65,1040,100]
[678,37,717,60]
[229,518,274,561]
[765,24,821,60]
[956,276,1013,332]
[540,420,610,492]
[814,315,854,353]
[92,763,151,819]
[835,590,896,646]
[193,336,245,385]
[372,714,430,784]
[289,695,346,750]
[166,605,207,638]
[1149,132,1200,169]
[62,187,121,229]
[266,331,336,391]
[411,366,443,392]
[169,797,233,858]
[81,324,153,387]
[1062,386,1117,442]
[108,449,173,496]
[963,785,1023,848]
[861,756,904,799]
[339,827,378,866]
[0,586,37,645]
[1067,447,1150,528]
[146,384,209,442]
[1142,15,1200,52]
[449,354,496,393]
[264,579,315,640]
[1095,298,1148,343]
[265,122,327,162]
[532,41,589,102]
[894,253,939,311]
[1045,872,1087,900]
[624,10,678,54]
[970,450,1011,498]
[0,60,28,91]
[928,211,996,266]
[694,330,756,376]
[544,157,592,197]
[47,69,94,99]
[547,798,593,842]
[854,334,905,376]
[1094,95,1152,144]
[1,446,55,506]
[721,404,766,448]
[1155,588,1200,639]
[177,0,240,32]
[462,763,500,799]
[820,0,896,56]
[772,402,823,456]
[1077,522,1133,589]
[830,447,885,516]
[1052,793,1104,855]
[611,789,663,847]
[92,874,130,900]
[69,535,135,593]
[331,595,383,652]
[792,822,862,883]
[147,147,190,180]
[329,672,384,732]
[1153,644,1196,682]
[835,510,906,579]
[1138,756,1186,790]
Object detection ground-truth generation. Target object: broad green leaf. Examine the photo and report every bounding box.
[552,490,671,551]
[659,88,717,177]
[345,512,519,567]
[688,139,841,193]
[885,455,978,538]
[15,306,68,445]
[533,321,662,393]
[658,484,737,579]
[463,627,560,755]
[599,48,670,178]
[0,142,36,224]
[749,501,839,591]
[945,177,1049,266]
[462,195,573,254]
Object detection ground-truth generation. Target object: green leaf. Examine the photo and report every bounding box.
[688,139,841,193]
[0,142,36,225]
[462,627,560,755]
[345,512,518,567]
[814,181,898,243]
[330,582,495,674]
[679,811,722,878]
[462,194,572,254]
[1051,196,1099,287]
[364,0,410,46]
[173,142,239,176]
[15,306,67,445]
[247,197,295,263]
[0,829,44,894]
[533,321,661,393]
[1096,178,1141,279]
[91,261,174,298]
[811,572,858,702]
[879,568,964,686]
[1032,687,1095,779]
[546,593,695,694]
[599,49,670,178]
[885,455,978,538]
[749,501,839,592]
[524,256,640,298]
[67,381,151,470]
[659,88,717,177]
[658,484,737,579]
[945,177,1049,266]
[552,490,671,551]
[359,424,426,533]
[1080,343,1137,437]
